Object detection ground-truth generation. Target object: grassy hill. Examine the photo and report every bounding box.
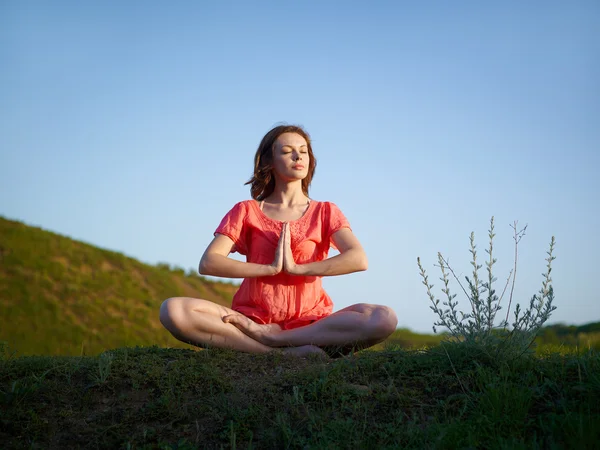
[2,216,600,448]
[0,216,238,356]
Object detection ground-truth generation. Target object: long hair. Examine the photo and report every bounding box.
[245,125,317,200]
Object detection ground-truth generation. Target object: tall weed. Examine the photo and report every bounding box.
[418,217,557,360]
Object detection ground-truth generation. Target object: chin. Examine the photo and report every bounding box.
[285,172,308,180]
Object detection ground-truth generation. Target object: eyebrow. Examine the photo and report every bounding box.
[280,144,308,149]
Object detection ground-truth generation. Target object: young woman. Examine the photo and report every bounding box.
[160,125,398,357]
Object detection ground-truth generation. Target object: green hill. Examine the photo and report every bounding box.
[536,321,600,350]
[0,216,238,356]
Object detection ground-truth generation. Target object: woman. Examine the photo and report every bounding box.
[160,125,398,357]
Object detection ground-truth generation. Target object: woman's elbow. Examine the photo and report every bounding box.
[198,254,212,275]
[357,252,368,272]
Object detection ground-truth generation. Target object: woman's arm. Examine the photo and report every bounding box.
[287,227,368,277]
[199,233,281,278]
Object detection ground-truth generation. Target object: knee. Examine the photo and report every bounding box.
[160,297,186,332]
[370,305,398,340]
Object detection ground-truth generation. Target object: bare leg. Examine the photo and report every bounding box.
[224,303,398,352]
[159,297,327,357]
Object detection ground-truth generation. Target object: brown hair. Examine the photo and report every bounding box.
[245,125,317,200]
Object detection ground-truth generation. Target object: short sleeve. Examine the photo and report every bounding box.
[326,202,351,250]
[214,202,248,255]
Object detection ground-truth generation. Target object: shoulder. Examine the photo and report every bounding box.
[225,200,262,224]
[228,200,256,213]
[310,201,347,225]
[311,200,334,208]
[313,200,344,214]
[219,200,254,224]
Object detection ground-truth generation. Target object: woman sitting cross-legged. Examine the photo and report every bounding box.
[159,124,398,357]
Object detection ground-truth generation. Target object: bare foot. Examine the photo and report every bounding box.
[281,345,329,358]
[223,314,281,345]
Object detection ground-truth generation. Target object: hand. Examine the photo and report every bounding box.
[283,222,303,275]
[269,223,284,275]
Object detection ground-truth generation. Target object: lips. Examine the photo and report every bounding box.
[292,165,305,170]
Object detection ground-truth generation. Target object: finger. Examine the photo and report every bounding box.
[282,225,288,252]
[279,223,286,246]
[278,232,285,254]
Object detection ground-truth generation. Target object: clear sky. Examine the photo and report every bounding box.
[1,1,598,333]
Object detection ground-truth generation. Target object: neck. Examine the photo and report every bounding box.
[265,180,308,206]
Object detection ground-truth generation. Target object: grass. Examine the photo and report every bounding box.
[1,343,599,449]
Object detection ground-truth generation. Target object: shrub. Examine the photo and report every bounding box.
[417,217,556,360]
[171,265,186,275]
[186,268,199,278]
[156,262,171,271]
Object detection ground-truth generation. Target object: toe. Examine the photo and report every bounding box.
[223,314,242,324]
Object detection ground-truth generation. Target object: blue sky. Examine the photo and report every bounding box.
[1,1,598,333]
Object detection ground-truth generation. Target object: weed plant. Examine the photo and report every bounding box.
[418,217,557,361]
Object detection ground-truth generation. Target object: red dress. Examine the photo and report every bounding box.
[214,200,351,329]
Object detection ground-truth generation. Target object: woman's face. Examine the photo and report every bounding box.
[271,132,310,181]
